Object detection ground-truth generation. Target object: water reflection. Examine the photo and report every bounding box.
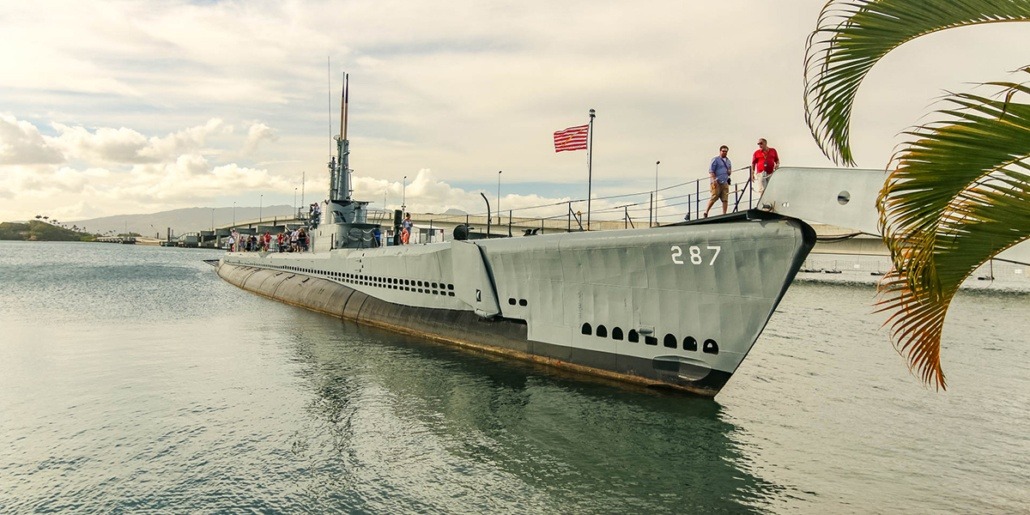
[285,317,787,513]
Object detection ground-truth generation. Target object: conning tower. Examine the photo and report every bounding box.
[313,73,380,251]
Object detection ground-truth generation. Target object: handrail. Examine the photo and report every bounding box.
[318,166,760,236]
[210,167,761,247]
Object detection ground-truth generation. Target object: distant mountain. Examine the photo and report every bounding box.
[69,205,298,238]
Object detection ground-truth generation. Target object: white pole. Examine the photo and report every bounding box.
[587,109,595,230]
[654,160,661,226]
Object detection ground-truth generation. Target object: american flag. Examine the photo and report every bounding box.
[553,124,589,152]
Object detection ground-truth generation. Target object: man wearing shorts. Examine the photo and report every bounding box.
[751,138,779,199]
[704,145,732,218]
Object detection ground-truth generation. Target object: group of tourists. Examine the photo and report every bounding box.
[226,227,309,253]
[703,137,780,218]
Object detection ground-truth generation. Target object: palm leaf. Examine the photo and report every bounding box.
[805,0,1030,165]
[876,75,1030,388]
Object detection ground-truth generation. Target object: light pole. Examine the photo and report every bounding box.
[232,201,236,226]
[402,175,407,212]
[294,187,298,218]
[259,194,263,222]
[497,170,502,224]
[654,160,661,226]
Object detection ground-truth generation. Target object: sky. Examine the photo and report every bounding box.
[1,0,1027,225]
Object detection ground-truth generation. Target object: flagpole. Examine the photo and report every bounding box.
[587,108,595,231]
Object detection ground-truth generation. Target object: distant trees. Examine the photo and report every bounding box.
[0,221,93,242]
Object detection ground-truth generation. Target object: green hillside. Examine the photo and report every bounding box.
[0,221,95,242]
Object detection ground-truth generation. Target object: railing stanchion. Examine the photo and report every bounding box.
[695,181,700,219]
[649,193,654,228]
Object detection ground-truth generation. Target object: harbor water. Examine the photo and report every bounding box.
[1,241,1027,513]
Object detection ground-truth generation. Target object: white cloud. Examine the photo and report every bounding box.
[241,122,277,156]
[49,119,230,165]
[0,114,64,165]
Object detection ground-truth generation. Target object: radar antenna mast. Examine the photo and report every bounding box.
[329,73,351,202]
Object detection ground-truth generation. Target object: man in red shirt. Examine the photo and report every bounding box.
[751,138,779,199]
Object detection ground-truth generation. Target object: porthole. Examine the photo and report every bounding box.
[703,339,719,354]
[612,327,624,340]
[509,298,517,305]
[582,323,592,335]
[628,330,639,343]
[663,334,677,348]
[518,299,527,306]
[684,337,698,351]
[645,336,658,346]
[597,325,608,338]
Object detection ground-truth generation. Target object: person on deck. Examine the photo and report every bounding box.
[704,145,732,218]
[751,138,779,199]
[401,213,412,245]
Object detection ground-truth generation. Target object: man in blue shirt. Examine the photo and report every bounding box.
[703,145,732,217]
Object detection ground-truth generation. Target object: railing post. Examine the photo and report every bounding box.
[695,181,701,219]
[649,192,654,227]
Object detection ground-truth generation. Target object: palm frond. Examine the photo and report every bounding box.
[876,74,1030,388]
[804,0,1030,165]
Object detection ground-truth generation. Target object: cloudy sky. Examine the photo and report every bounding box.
[1,0,1026,224]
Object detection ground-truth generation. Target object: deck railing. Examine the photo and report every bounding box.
[374,166,758,237]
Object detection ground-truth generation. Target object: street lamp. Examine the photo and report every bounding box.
[233,201,236,226]
[259,194,263,222]
[402,175,407,212]
[497,170,502,224]
[654,160,661,227]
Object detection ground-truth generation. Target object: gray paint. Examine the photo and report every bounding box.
[218,211,815,397]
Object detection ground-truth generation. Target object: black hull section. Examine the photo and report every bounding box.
[217,264,733,396]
